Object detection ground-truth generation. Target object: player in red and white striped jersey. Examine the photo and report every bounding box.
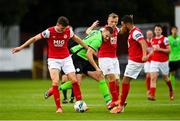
[11,16,88,113]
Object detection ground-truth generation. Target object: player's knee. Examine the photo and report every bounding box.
[52,80,59,86]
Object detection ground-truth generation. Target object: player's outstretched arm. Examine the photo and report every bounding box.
[72,34,88,49]
[11,34,42,54]
[85,20,99,34]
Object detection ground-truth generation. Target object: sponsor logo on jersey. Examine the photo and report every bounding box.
[53,40,65,47]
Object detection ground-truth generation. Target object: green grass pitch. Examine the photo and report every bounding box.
[0,78,180,120]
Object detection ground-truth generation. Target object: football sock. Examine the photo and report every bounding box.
[115,79,120,99]
[166,80,173,92]
[62,90,67,100]
[169,73,175,90]
[109,81,118,102]
[70,89,74,99]
[59,81,72,90]
[47,87,53,97]
[146,76,151,91]
[53,86,61,110]
[120,83,130,106]
[99,80,111,103]
[150,87,156,97]
[72,82,82,101]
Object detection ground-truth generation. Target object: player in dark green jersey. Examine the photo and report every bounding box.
[168,26,180,90]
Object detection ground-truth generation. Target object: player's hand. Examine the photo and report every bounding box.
[91,20,99,28]
[11,47,22,54]
[142,55,148,62]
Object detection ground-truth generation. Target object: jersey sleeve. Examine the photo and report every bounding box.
[163,37,169,46]
[69,27,74,38]
[88,32,102,51]
[132,30,144,41]
[41,29,50,38]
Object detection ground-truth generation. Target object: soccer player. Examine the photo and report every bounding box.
[110,15,148,113]
[168,26,180,90]
[144,30,153,97]
[86,13,121,109]
[45,26,115,109]
[148,24,174,101]
[11,16,88,113]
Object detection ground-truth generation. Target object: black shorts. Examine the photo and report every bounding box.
[169,60,180,72]
[72,54,95,75]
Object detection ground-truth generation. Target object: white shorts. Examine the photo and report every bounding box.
[144,61,151,73]
[47,55,75,74]
[150,61,169,75]
[124,60,144,79]
[98,58,120,75]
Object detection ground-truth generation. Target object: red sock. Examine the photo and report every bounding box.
[72,82,82,101]
[150,87,156,97]
[166,80,173,92]
[109,81,118,102]
[146,76,150,91]
[52,86,61,110]
[115,79,120,99]
[48,87,53,97]
[120,83,130,106]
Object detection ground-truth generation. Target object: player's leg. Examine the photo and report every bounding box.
[144,62,151,96]
[61,74,68,103]
[62,56,83,101]
[169,61,179,90]
[49,68,62,113]
[110,60,144,113]
[107,74,118,102]
[98,58,119,103]
[69,74,82,103]
[87,70,112,109]
[161,61,174,100]
[67,72,82,101]
[148,61,159,101]
[149,72,158,100]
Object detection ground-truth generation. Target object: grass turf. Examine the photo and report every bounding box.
[0,78,180,120]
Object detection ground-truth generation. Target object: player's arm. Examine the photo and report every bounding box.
[85,20,99,34]
[138,39,148,61]
[86,47,101,71]
[154,37,171,53]
[157,45,171,53]
[72,34,88,49]
[11,34,42,54]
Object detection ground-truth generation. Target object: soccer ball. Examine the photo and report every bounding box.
[74,100,87,112]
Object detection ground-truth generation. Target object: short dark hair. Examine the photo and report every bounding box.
[154,24,163,30]
[121,15,133,24]
[57,16,69,27]
[104,26,113,34]
[171,26,178,30]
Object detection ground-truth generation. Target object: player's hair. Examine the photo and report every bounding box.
[104,26,113,34]
[121,15,133,24]
[171,26,178,30]
[154,24,163,30]
[57,16,69,27]
[108,13,119,18]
